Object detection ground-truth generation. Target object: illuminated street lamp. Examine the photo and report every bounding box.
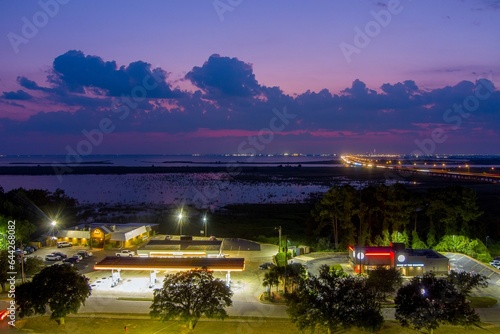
[203,215,208,237]
[50,220,58,244]
[178,210,184,236]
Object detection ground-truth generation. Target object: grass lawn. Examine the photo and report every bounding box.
[11,316,500,334]
[469,296,498,308]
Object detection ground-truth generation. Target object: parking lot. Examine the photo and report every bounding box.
[24,245,104,275]
[445,252,500,285]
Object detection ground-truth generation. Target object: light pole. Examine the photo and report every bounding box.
[178,211,183,236]
[203,215,208,237]
[51,220,57,246]
[486,236,490,249]
[275,226,282,253]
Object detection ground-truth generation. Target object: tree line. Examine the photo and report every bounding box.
[0,187,79,247]
[311,184,490,260]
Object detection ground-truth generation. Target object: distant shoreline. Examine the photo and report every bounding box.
[0,165,341,176]
[6,159,341,166]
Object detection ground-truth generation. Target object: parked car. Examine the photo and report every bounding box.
[71,254,83,261]
[259,262,276,270]
[52,252,68,259]
[77,250,92,258]
[23,246,34,254]
[62,257,79,266]
[116,250,135,257]
[15,248,27,255]
[56,241,73,248]
[45,254,61,261]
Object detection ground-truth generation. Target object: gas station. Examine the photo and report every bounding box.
[94,237,246,288]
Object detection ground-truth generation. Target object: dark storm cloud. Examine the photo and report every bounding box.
[2,51,499,144]
[185,54,262,98]
[49,50,181,98]
[1,90,32,100]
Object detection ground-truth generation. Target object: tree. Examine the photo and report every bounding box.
[425,187,482,240]
[0,250,9,292]
[312,185,358,249]
[434,235,492,262]
[447,270,488,296]
[0,188,78,240]
[287,265,383,333]
[262,269,280,295]
[0,215,36,246]
[395,273,479,334]
[23,256,45,277]
[16,264,91,324]
[312,186,344,249]
[366,266,403,301]
[150,268,232,330]
[411,230,427,249]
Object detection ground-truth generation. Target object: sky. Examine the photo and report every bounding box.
[0,0,499,155]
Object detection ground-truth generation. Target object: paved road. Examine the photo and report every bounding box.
[79,296,288,318]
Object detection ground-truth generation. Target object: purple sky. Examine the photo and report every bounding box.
[0,0,499,155]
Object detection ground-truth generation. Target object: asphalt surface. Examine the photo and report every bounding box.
[445,252,500,285]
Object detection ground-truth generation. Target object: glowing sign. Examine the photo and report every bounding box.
[398,255,406,262]
[396,263,424,267]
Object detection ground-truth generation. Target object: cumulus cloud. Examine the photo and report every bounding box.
[1,90,32,100]
[185,54,262,98]
[49,50,181,98]
[17,76,50,92]
[1,51,499,154]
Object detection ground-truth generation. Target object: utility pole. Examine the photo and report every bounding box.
[275,226,282,252]
[20,243,26,283]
